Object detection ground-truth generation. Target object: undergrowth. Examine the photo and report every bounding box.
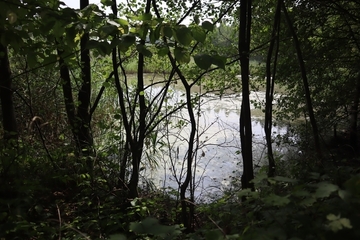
[1,142,359,239]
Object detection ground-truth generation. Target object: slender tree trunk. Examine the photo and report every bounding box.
[127,0,152,199]
[344,20,360,151]
[151,0,195,230]
[348,73,360,149]
[0,39,18,141]
[57,47,77,144]
[239,0,254,191]
[110,0,129,190]
[167,56,196,232]
[112,45,133,191]
[265,0,281,177]
[77,0,93,157]
[281,1,322,161]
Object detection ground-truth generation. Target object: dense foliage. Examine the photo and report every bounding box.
[0,0,360,239]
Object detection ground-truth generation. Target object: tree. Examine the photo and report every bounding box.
[264,0,281,177]
[239,0,254,191]
[281,0,322,161]
[0,38,17,142]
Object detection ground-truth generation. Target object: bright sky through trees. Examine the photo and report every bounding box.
[62,0,101,9]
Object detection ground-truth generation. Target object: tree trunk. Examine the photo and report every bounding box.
[265,0,281,177]
[348,73,360,149]
[282,1,322,162]
[0,39,18,141]
[239,0,254,191]
[77,0,93,157]
[127,0,152,199]
[57,47,77,144]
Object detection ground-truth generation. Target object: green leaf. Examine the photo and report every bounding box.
[136,44,152,57]
[157,46,169,56]
[327,214,339,221]
[162,25,173,38]
[339,218,353,229]
[174,47,190,64]
[327,214,353,232]
[314,182,338,198]
[191,26,206,43]
[338,189,350,200]
[117,18,129,26]
[175,26,193,46]
[119,34,135,52]
[139,13,152,21]
[103,81,111,88]
[87,40,111,55]
[137,24,149,40]
[263,193,290,206]
[116,18,129,34]
[65,27,77,47]
[101,0,114,6]
[273,176,298,183]
[211,54,227,70]
[150,25,161,43]
[99,24,118,38]
[202,21,214,31]
[194,54,212,70]
[292,189,310,197]
[53,21,65,37]
[300,196,316,206]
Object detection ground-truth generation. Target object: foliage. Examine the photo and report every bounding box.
[1,0,360,239]
[196,163,360,240]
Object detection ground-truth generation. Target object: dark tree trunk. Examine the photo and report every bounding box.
[282,1,322,161]
[348,74,360,149]
[57,47,77,143]
[239,0,254,191]
[77,0,93,156]
[56,1,93,159]
[265,0,281,177]
[0,40,18,141]
[127,0,152,199]
[110,0,130,190]
[112,45,133,191]
[166,54,196,232]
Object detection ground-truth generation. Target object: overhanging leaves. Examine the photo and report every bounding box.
[118,34,136,52]
[191,26,206,43]
[175,26,193,46]
[174,47,190,64]
[136,44,152,57]
[161,25,173,38]
[193,53,227,70]
[202,21,214,31]
[194,54,212,70]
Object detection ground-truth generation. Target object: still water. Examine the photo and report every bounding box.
[140,86,289,200]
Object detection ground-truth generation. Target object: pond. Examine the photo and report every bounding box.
[140,84,291,201]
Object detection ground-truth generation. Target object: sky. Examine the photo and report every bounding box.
[62,0,102,9]
[61,0,193,24]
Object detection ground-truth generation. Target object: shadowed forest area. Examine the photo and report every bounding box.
[1,0,360,239]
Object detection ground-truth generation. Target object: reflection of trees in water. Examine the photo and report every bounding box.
[144,90,291,201]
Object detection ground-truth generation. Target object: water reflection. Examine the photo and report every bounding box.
[141,86,289,200]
